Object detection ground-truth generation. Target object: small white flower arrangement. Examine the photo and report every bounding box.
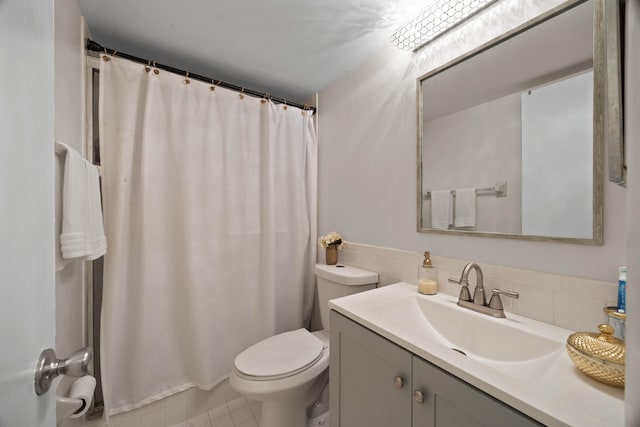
[318,231,345,249]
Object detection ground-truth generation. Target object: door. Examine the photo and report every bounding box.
[0,0,56,426]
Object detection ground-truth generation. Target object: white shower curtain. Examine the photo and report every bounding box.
[99,56,317,415]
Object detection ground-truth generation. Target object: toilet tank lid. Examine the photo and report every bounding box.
[315,264,378,285]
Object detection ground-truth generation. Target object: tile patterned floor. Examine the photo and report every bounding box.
[171,397,261,427]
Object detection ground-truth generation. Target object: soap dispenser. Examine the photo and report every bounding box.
[418,251,438,295]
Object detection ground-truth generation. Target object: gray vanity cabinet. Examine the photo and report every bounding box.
[412,356,542,427]
[329,310,412,427]
[330,311,542,427]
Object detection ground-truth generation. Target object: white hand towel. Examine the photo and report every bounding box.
[455,188,477,228]
[431,190,453,230]
[58,142,107,261]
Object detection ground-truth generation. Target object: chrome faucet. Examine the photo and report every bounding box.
[449,262,486,305]
[448,262,519,318]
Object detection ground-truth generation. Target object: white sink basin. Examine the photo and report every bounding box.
[376,293,565,384]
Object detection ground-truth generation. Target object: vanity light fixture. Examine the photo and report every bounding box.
[390,0,499,51]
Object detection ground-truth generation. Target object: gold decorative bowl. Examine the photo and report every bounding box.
[566,324,625,388]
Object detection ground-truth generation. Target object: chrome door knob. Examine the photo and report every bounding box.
[393,376,404,389]
[414,390,425,404]
[34,347,93,395]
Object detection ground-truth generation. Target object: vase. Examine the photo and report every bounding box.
[325,245,338,265]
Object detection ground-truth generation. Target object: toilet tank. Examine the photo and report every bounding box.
[315,264,378,332]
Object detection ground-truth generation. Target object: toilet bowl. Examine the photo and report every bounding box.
[229,264,378,427]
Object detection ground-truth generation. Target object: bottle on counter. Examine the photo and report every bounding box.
[617,266,627,313]
[418,251,438,295]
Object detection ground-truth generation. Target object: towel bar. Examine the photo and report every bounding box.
[424,181,507,200]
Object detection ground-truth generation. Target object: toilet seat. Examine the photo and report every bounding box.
[234,328,326,381]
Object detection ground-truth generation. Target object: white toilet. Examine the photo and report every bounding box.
[229,263,378,427]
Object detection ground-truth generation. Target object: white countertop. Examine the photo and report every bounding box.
[329,282,624,427]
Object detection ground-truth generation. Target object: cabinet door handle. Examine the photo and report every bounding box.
[414,390,425,404]
[393,376,404,389]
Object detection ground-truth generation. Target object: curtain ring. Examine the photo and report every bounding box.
[283,99,288,110]
[184,71,190,85]
[102,47,110,62]
[153,61,159,75]
[210,78,216,92]
[302,103,310,115]
[261,93,269,104]
[145,60,151,73]
[238,87,245,100]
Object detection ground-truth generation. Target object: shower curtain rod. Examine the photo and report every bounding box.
[86,40,316,113]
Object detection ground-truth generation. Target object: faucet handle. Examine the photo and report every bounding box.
[448,276,463,285]
[489,289,519,310]
[448,276,472,302]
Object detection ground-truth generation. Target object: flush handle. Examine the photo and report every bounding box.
[393,376,404,389]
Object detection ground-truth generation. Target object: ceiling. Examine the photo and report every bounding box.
[76,0,429,103]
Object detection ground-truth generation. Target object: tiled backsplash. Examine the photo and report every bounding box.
[334,242,618,332]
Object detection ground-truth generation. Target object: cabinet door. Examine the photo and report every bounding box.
[412,357,542,427]
[330,311,412,427]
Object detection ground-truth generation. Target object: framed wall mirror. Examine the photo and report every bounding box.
[417,0,623,244]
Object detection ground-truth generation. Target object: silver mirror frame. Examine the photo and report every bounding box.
[603,0,625,186]
[416,0,622,245]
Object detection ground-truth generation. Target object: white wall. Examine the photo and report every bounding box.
[422,93,522,233]
[521,71,593,238]
[54,0,86,357]
[625,1,639,425]
[317,0,627,283]
[54,0,89,425]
